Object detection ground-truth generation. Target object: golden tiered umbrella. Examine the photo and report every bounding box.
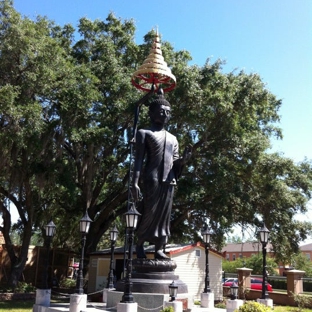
[131,31,176,93]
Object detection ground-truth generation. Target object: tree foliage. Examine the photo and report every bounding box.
[0,1,311,287]
[222,254,278,276]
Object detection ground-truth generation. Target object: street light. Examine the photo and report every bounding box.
[76,211,92,294]
[121,205,140,303]
[107,225,118,289]
[43,220,56,289]
[230,282,238,300]
[202,227,212,293]
[258,223,270,300]
[169,280,178,302]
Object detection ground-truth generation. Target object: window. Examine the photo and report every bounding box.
[195,249,201,257]
[232,254,236,261]
[239,253,242,258]
[226,254,229,260]
[306,253,311,260]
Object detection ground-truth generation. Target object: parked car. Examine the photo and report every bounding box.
[250,278,273,292]
[223,277,273,292]
[223,278,238,286]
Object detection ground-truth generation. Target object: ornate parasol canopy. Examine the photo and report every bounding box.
[131,31,176,93]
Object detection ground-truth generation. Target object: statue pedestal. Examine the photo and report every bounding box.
[115,259,188,294]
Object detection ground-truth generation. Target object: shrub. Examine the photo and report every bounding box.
[160,306,174,312]
[59,278,76,289]
[236,301,271,312]
[291,292,312,311]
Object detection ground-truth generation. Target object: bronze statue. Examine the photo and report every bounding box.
[132,91,191,259]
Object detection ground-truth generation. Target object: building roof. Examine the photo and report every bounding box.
[300,243,312,251]
[221,242,273,253]
[90,242,224,258]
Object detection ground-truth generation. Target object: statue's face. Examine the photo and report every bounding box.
[150,104,171,125]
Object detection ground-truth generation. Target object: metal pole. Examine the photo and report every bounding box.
[121,228,134,303]
[107,239,116,289]
[261,242,269,299]
[77,233,86,294]
[204,243,210,293]
[42,236,51,289]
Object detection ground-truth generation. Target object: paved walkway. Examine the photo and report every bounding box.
[38,302,227,312]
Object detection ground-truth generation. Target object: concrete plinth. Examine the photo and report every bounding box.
[226,299,244,312]
[257,298,273,308]
[164,300,183,312]
[103,288,115,303]
[117,302,138,312]
[35,289,51,307]
[69,294,87,312]
[200,292,214,308]
[107,290,192,310]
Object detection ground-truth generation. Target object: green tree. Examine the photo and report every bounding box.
[292,252,312,277]
[0,0,71,287]
[244,254,278,276]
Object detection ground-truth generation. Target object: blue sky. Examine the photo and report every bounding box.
[13,0,312,163]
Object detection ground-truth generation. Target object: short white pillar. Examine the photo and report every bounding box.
[257,298,273,308]
[117,302,138,312]
[226,298,244,312]
[164,300,183,312]
[201,292,214,308]
[103,288,109,303]
[35,289,51,307]
[69,294,87,312]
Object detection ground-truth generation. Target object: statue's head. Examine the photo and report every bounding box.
[149,93,171,125]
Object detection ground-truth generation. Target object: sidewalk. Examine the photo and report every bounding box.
[35,302,227,312]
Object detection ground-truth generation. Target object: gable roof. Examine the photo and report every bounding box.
[221,242,273,253]
[300,243,312,251]
[90,242,224,258]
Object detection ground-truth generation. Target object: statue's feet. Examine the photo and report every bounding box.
[155,249,170,260]
[136,245,147,258]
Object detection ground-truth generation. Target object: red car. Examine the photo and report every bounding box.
[223,278,273,292]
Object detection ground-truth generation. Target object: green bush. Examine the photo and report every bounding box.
[236,301,271,312]
[215,302,226,309]
[59,278,76,289]
[15,282,36,293]
[160,306,174,312]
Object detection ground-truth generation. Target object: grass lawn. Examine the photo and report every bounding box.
[0,300,34,312]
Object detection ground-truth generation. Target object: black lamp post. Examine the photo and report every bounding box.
[169,280,178,302]
[121,205,140,303]
[202,227,212,293]
[259,223,270,299]
[43,220,56,289]
[107,225,118,289]
[76,211,92,295]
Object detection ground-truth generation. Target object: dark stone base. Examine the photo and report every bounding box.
[115,258,188,294]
